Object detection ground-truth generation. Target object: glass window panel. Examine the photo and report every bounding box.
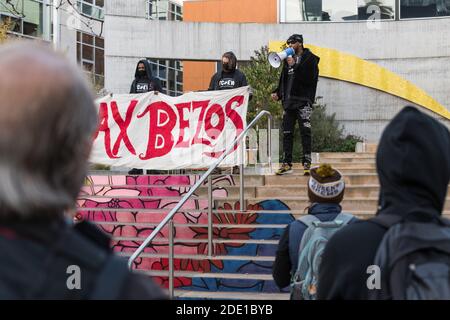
[285,0,395,21]
[82,45,94,61]
[83,61,94,73]
[82,3,92,16]
[82,33,94,45]
[95,48,104,75]
[23,1,43,37]
[77,42,81,62]
[400,0,450,19]
[95,36,104,48]
[0,14,21,33]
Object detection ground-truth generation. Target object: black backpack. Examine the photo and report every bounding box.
[369,214,450,300]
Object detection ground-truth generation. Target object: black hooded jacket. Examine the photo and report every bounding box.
[317,106,450,300]
[273,48,320,106]
[130,59,164,94]
[208,52,249,91]
[0,219,167,299]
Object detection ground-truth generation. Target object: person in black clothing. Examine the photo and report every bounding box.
[208,51,249,91]
[130,59,163,94]
[129,59,164,175]
[0,43,166,299]
[272,34,320,176]
[208,51,251,174]
[272,164,357,289]
[317,106,450,300]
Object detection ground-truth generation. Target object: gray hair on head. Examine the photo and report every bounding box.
[0,42,98,221]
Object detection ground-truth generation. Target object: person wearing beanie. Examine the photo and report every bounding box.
[272,164,357,290]
[272,34,320,176]
[317,106,450,300]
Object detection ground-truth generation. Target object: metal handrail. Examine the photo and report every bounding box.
[127,110,272,295]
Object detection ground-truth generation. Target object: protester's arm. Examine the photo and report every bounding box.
[272,225,292,289]
[272,70,283,99]
[153,78,164,94]
[130,80,136,94]
[208,74,216,91]
[241,73,253,101]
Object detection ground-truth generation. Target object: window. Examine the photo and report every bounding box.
[285,0,395,22]
[148,58,183,96]
[0,0,47,39]
[400,0,450,19]
[147,0,183,21]
[77,31,104,87]
[77,0,104,20]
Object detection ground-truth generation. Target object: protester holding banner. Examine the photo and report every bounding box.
[130,59,163,94]
[208,51,251,174]
[271,34,320,176]
[129,59,164,174]
[209,51,250,91]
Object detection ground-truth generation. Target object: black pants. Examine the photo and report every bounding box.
[282,103,312,165]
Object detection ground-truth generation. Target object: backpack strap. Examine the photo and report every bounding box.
[370,214,403,229]
[298,214,320,228]
[334,213,354,226]
[89,255,130,300]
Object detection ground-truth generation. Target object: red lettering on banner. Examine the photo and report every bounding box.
[111,100,138,156]
[94,102,119,159]
[175,102,191,148]
[203,95,245,158]
[191,100,212,147]
[138,101,177,160]
[204,104,225,141]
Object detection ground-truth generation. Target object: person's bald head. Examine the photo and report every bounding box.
[0,42,98,221]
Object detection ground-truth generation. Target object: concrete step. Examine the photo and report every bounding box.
[288,168,377,174]
[271,163,376,171]
[256,185,381,198]
[81,185,258,198]
[265,173,380,185]
[318,152,375,159]
[119,252,276,262]
[78,207,450,217]
[113,237,279,245]
[315,158,375,163]
[86,174,266,186]
[174,290,289,300]
[79,195,389,211]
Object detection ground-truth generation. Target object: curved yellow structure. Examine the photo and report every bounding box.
[269,41,450,120]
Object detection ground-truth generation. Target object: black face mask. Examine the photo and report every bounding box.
[137,69,146,77]
[222,63,231,72]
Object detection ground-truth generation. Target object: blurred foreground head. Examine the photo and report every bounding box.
[0,42,97,221]
[377,106,450,219]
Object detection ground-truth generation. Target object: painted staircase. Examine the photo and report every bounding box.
[77,150,450,300]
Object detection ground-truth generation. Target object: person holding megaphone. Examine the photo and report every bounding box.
[271,34,320,176]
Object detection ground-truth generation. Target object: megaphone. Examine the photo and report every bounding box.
[268,47,295,68]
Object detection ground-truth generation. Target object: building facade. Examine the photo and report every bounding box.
[1,0,105,86]
[6,1,448,142]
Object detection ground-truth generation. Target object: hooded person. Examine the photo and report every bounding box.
[208,51,251,174]
[128,59,165,174]
[272,164,357,290]
[130,59,163,94]
[317,106,450,300]
[208,51,249,91]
